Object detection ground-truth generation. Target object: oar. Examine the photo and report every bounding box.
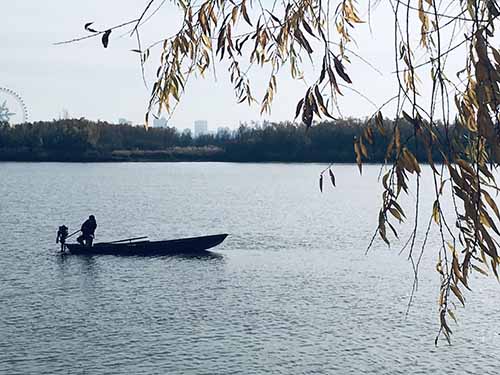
[105,236,148,244]
[66,229,80,239]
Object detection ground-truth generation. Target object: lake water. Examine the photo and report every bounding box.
[1,162,499,374]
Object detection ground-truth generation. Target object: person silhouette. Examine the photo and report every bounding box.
[77,215,97,246]
[56,225,69,252]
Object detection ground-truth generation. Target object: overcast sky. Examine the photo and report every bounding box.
[0,1,465,130]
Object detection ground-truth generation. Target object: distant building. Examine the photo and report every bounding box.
[153,116,168,128]
[60,109,70,120]
[194,120,208,137]
[118,118,132,125]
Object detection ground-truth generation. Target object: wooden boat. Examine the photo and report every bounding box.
[65,234,228,256]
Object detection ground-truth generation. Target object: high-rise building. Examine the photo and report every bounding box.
[194,120,208,137]
[60,109,70,120]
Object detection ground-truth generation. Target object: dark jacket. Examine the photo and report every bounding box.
[81,218,97,236]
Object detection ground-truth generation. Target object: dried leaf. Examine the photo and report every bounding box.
[302,100,313,128]
[450,284,465,306]
[102,29,112,48]
[295,98,304,119]
[472,264,489,276]
[403,148,421,174]
[483,190,500,220]
[329,169,336,187]
[333,56,352,84]
[354,139,362,174]
[241,1,253,26]
[302,20,315,38]
[84,22,98,33]
[389,207,403,222]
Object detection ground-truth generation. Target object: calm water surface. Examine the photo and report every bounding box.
[1,162,499,374]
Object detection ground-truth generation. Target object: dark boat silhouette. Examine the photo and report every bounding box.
[65,234,228,256]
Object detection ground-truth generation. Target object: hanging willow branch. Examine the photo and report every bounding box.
[59,0,500,344]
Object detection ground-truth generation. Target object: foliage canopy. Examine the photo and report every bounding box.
[0,118,450,162]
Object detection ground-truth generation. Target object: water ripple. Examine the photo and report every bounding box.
[1,163,499,374]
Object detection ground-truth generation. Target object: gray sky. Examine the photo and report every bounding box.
[0,1,465,129]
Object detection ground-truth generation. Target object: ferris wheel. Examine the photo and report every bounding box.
[0,87,28,125]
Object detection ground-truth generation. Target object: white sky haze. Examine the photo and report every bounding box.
[0,1,466,129]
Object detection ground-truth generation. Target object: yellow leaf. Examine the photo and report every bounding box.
[354,139,362,174]
[231,6,238,24]
[202,34,212,50]
[432,200,440,224]
[447,309,457,324]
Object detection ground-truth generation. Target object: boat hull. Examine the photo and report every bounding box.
[65,234,228,256]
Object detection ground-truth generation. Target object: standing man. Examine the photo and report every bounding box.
[77,215,97,246]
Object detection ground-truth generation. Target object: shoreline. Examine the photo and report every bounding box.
[0,148,438,164]
[0,157,435,164]
[0,148,363,163]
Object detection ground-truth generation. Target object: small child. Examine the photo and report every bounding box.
[56,225,69,252]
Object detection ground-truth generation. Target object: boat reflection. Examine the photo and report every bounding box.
[171,251,224,260]
[56,249,224,260]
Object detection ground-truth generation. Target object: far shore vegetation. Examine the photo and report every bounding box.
[0,118,454,163]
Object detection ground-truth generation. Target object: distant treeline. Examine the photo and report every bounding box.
[0,118,454,162]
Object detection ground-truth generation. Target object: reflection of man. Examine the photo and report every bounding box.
[77,215,97,246]
[56,225,68,252]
